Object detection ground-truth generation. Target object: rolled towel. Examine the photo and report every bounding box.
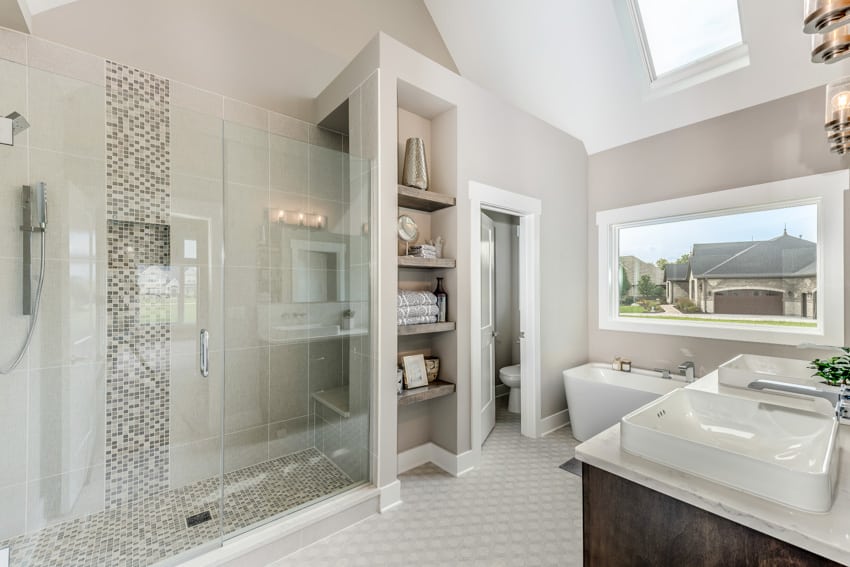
[397,290,437,308]
[398,315,438,326]
[397,304,439,319]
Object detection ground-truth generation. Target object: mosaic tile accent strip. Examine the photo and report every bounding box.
[106,220,172,507]
[105,61,171,225]
[0,449,354,567]
[105,59,173,509]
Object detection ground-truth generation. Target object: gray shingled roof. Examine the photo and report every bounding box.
[690,233,815,278]
[663,263,689,282]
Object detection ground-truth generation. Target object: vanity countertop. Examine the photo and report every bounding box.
[575,372,850,565]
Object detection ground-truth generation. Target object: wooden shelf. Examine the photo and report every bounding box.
[397,321,455,336]
[398,185,455,212]
[397,256,456,269]
[398,380,455,406]
[311,386,350,418]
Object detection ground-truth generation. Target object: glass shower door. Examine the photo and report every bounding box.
[0,58,226,565]
[220,116,371,536]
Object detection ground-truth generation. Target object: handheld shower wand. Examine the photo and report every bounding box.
[0,183,48,374]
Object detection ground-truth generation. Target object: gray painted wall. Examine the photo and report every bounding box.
[484,210,520,388]
[588,87,850,376]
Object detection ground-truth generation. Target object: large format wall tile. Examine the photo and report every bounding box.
[28,68,105,159]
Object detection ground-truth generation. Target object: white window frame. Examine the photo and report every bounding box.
[596,171,847,346]
[618,0,750,96]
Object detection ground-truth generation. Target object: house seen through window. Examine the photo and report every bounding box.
[618,203,818,329]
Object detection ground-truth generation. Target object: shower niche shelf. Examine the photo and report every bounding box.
[398,380,455,406]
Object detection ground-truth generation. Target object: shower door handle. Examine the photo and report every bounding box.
[199,329,210,377]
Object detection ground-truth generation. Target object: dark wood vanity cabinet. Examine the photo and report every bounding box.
[582,464,842,567]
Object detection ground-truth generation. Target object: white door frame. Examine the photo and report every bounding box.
[469,181,542,460]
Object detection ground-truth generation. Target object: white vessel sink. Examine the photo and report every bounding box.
[620,388,839,512]
[718,354,813,389]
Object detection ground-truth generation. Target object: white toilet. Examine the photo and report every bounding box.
[499,364,521,413]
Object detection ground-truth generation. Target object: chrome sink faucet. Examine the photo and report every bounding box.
[678,361,695,382]
[653,368,672,380]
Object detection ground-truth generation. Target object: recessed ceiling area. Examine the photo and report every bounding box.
[424,0,850,153]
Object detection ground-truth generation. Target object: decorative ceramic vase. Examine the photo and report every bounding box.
[402,137,428,190]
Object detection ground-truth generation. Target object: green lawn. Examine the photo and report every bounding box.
[619,305,647,314]
[621,313,817,328]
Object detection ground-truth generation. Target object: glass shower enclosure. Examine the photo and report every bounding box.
[0,54,370,566]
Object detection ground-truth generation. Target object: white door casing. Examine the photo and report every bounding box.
[480,212,496,443]
[469,180,542,471]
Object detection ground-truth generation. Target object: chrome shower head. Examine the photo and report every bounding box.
[1,111,29,146]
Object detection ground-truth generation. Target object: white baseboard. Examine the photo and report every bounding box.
[398,443,475,477]
[379,480,402,512]
[539,408,570,437]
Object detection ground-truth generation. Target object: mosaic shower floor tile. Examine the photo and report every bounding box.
[0,448,353,567]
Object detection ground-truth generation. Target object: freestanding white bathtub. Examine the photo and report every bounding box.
[563,363,684,442]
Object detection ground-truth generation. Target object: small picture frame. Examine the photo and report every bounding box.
[424,357,440,383]
[402,354,429,389]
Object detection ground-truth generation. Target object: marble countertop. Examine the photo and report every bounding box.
[575,372,850,565]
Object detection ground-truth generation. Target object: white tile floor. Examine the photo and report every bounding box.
[277,397,583,566]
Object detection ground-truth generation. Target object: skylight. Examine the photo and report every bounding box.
[633,0,744,79]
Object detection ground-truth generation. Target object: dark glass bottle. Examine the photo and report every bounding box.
[434,277,448,323]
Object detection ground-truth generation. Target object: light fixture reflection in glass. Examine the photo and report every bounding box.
[272,209,327,230]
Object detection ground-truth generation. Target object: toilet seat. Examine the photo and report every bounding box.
[500,364,521,380]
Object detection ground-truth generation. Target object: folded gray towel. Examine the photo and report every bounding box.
[397,290,437,307]
[398,315,438,326]
[397,304,439,319]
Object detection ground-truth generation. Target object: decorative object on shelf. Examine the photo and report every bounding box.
[408,243,437,258]
[434,277,448,323]
[272,208,326,230]
[825,77,850,153]
[804,0,850,34]
[342,308,355,330]
[397,367,404,394]
[402,354,429,389]
[397,289,438,326]
[401,137,428,190]
[397,214,418,255]
[425,356,440,382]
[434,235,444,258]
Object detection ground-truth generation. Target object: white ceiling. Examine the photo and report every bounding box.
[19,0,850,153]
[26,0,457,122]
[424,0,850,154]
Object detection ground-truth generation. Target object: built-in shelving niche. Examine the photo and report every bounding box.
[395,80,461,460]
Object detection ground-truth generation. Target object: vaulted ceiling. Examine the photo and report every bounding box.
[424,0,850,153]
[15,0,850,153]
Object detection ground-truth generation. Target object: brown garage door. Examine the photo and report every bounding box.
[714,290,783,315]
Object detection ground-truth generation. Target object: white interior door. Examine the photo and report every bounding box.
[480,213,496,443]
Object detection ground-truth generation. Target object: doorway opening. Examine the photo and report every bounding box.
[481,211,522,439]
[469,181,542,467]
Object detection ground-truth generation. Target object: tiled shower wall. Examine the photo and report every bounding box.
[105,61,173,507]
[0,25,371,541]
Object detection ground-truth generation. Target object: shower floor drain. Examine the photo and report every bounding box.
[186,511,212,528]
